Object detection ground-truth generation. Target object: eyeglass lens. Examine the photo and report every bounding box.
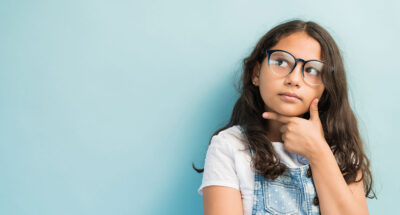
[268,51,324,85]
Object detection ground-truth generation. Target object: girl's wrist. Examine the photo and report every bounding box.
[306,138,331,165]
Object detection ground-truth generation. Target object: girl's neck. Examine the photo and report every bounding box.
[266,120,284,142]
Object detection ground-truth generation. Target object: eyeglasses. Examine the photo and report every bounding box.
[265,49,332,86]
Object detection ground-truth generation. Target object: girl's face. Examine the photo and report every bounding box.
[252,31,325,117]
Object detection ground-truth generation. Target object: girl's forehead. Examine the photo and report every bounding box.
[270,32,322,61]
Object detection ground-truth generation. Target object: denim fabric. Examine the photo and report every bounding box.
[250,149,320,215]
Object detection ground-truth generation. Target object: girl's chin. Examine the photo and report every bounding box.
[278,112,303,117]
[274,108,305,117]
[264,103,305,117]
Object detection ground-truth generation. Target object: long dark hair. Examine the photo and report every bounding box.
[192,19,376,199]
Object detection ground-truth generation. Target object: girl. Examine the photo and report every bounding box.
[193,20,376,215]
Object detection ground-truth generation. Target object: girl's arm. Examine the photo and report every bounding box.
[309,141,369,215]
[203,185,244,215]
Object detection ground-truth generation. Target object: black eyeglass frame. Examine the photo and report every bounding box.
[265,49,334,85]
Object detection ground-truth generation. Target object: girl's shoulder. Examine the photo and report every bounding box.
[211,125,248,153]
[215,124,243,137]
[199,125,252,195]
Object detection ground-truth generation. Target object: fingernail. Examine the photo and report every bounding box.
[263,113,268,118]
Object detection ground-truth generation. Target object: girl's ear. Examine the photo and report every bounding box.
[252,63,261,85]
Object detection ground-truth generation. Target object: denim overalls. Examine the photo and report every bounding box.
[250,149,321,215]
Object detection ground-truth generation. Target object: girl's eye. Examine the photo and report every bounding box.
[305,67,321,76]
[270,59,289,67]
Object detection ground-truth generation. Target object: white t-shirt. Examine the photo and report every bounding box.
[197,125,309,215]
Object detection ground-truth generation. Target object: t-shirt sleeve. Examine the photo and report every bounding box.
[197,133,240,195]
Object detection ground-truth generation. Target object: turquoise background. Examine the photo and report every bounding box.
[0,0,398,214]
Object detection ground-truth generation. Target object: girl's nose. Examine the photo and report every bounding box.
[285,63,303,86]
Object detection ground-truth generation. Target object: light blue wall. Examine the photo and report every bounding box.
[0,0,398,214]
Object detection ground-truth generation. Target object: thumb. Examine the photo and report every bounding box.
[309,98,320,121]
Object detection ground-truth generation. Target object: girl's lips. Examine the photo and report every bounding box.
[279,94,301,102]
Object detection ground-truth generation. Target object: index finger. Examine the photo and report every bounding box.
[262,112,292,123]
